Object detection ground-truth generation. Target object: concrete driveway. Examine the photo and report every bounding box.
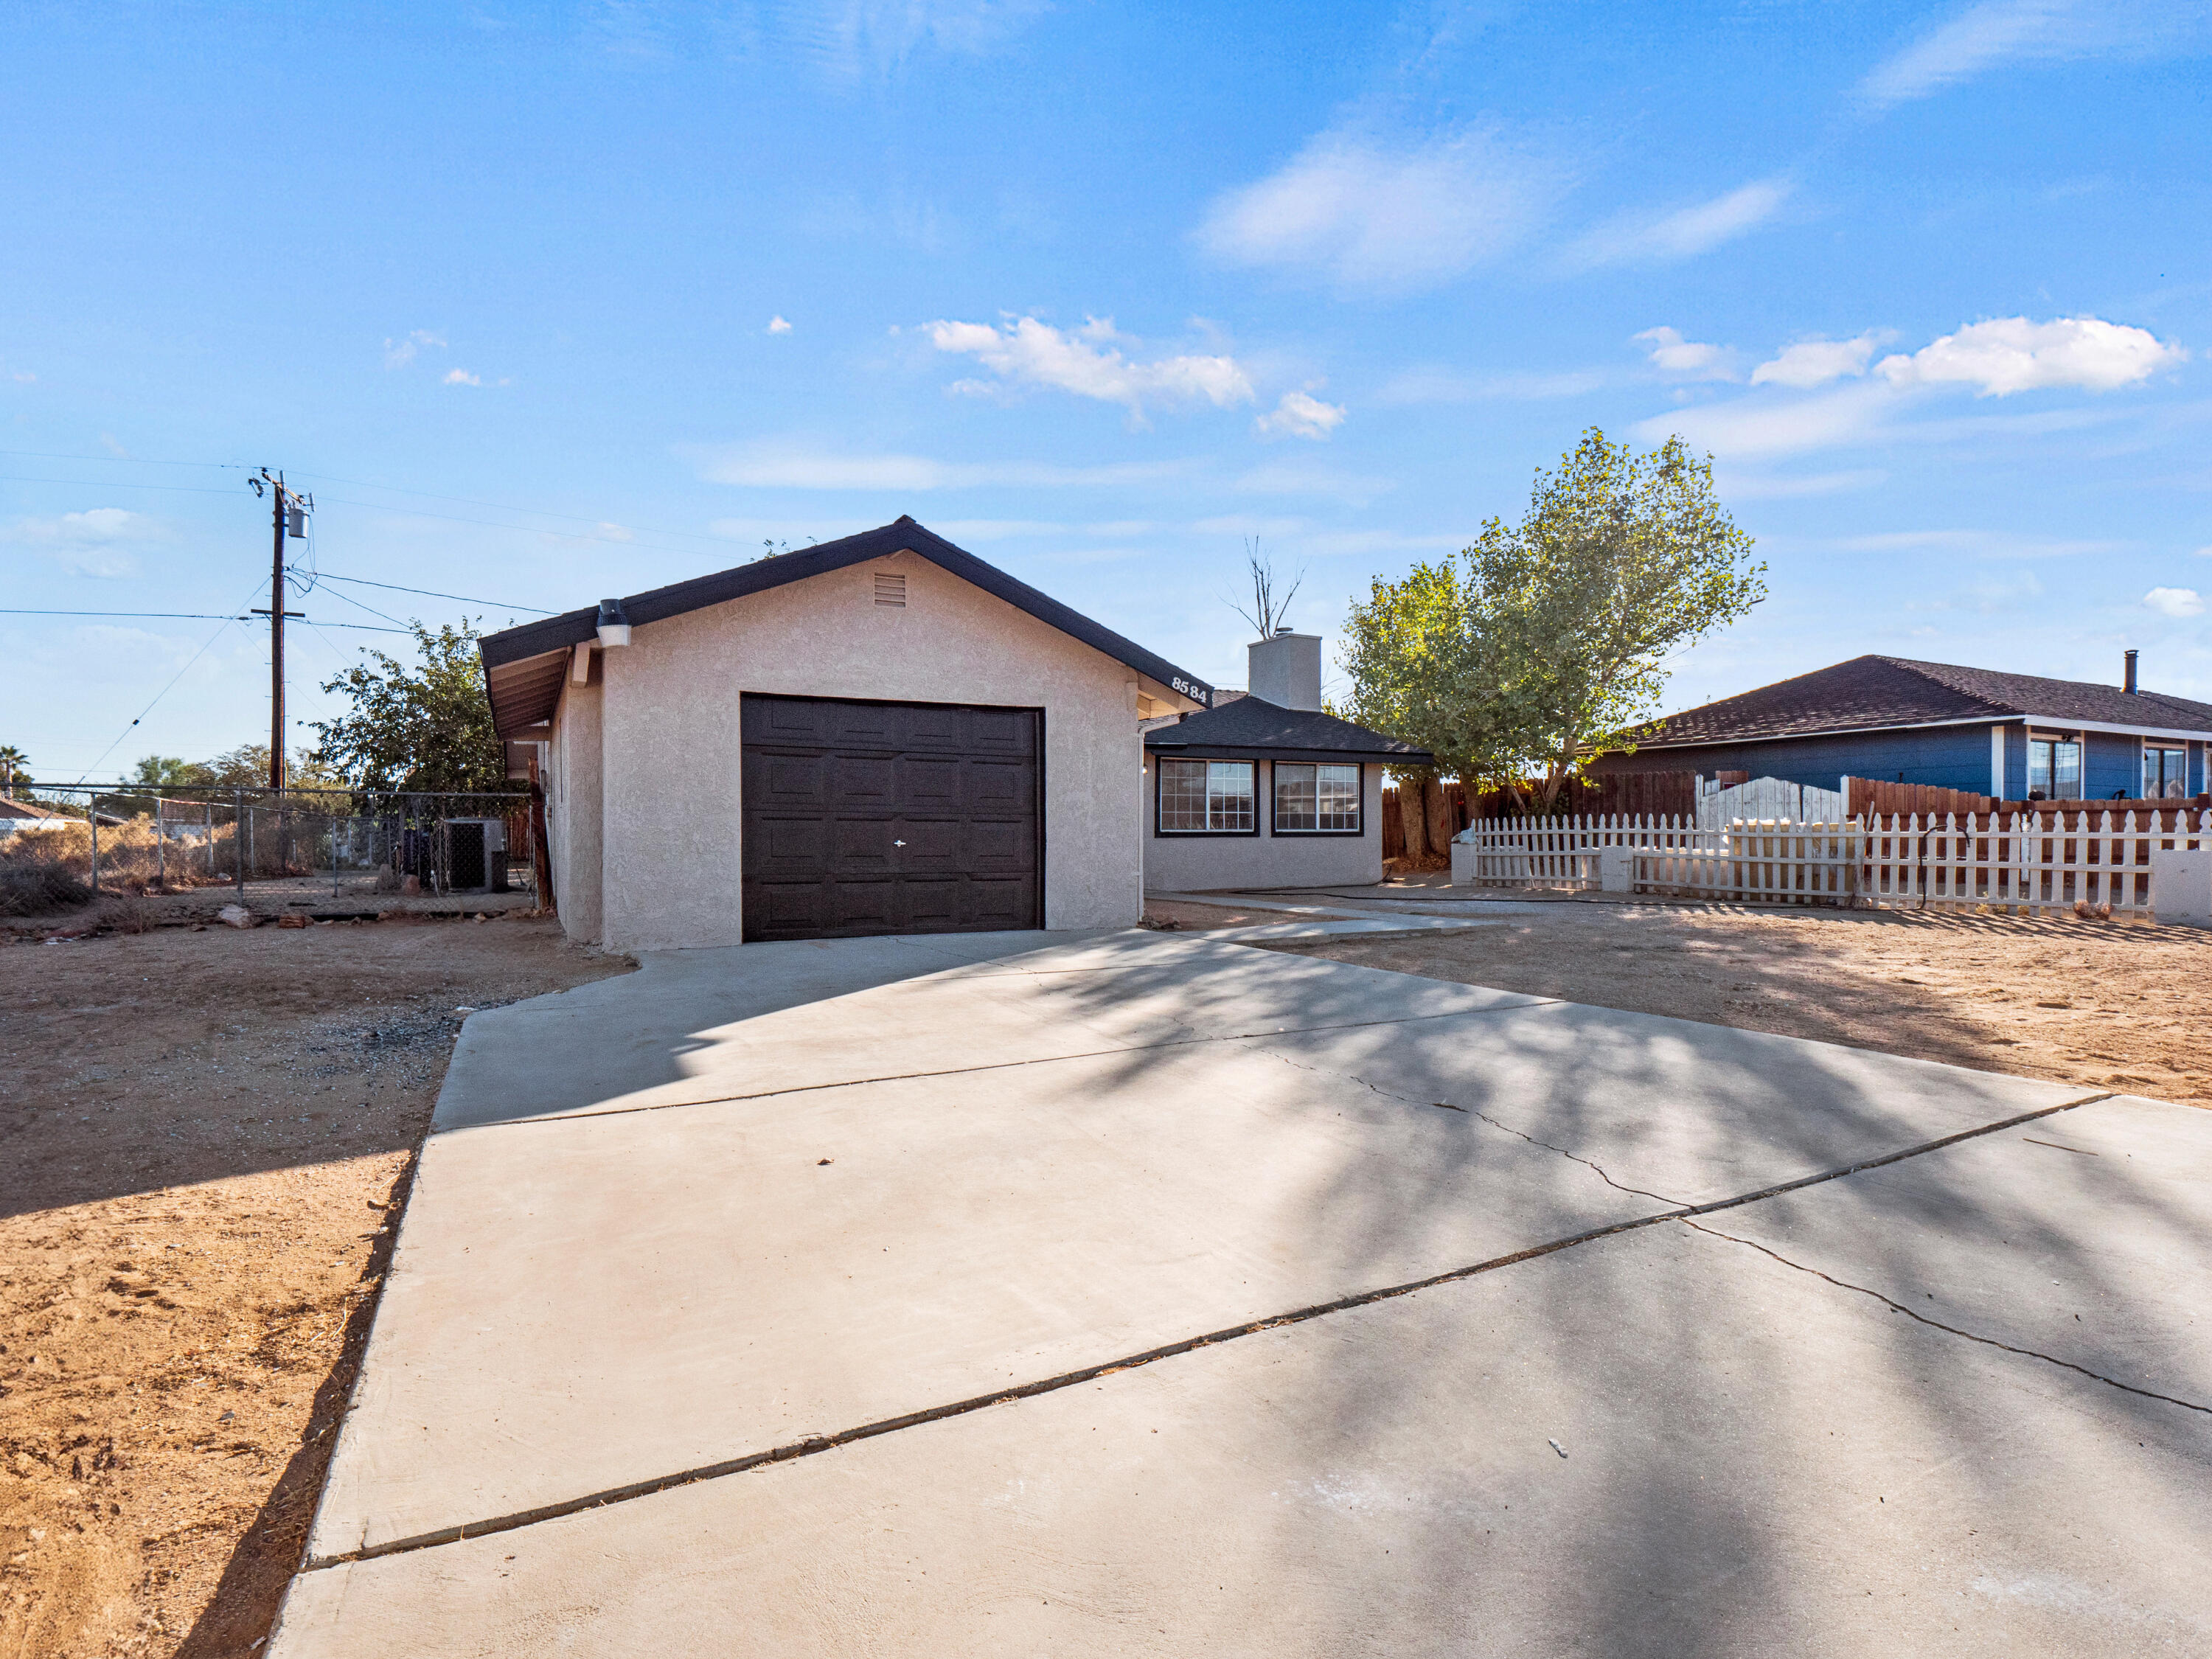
[270,925,2212,1657]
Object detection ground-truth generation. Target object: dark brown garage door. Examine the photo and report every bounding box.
[741,694,1043,942]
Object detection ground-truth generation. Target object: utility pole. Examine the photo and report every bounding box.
[248,470,310,792]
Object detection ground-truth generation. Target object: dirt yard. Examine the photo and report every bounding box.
[0,914,630,1659]
[1222,897,2211,1106]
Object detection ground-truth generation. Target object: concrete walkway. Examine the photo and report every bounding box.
[271,925,2212,1657]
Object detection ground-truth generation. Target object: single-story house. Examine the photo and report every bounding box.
[1141,631,1431,891]
[478,518,1214,950]
[1590,653,2212,801]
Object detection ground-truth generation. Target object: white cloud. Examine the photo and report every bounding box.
[696,440,1196,492]
[442,368,482,386]
[2145,585,2206,616]
[1231,462,1395,504]
[1714,468,1888,499]
[1194,127,1557,293]
[1374,366,1607,405]
[1568,178,1791,268]
[1875,316,2183,395]
[1635,379,1896,457]
[7,367,31,384]
[928,315,1253,421]
[1254,390,1346,441]
[1832,529,2123,557]
[767,315,793,335]
[4,506,161,577]
[1635,326,1738,381]
[383,330,445,369]
[1751,332,1890,389]
[1860,0,2205,105]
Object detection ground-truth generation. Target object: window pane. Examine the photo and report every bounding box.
[1274,763,1317,831]
[2028,741,2052,795]
[1206,762,1254,832]
[1159,759,1209,832]
[1316,764,1360,830]
[2054,741,2081,799]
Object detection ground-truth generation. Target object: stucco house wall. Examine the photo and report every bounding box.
[542,549,1146,950]
[1141,757,1384,891]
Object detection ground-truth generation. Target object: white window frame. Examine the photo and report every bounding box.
[1271,761,1364,835]
[1155,758,1259,835]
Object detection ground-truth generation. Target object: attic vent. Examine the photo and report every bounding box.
[873,571,906,608]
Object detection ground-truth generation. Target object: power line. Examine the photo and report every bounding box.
[312,581,413,630]
[66,578,266,786]
[0,448,245,469]
[297,568,555,614]
[3,609,258,620]
[0,608,409,633]
[0,474,251,495]
[291,470,740,545]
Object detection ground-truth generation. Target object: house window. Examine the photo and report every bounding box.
[2026,737,2081,800]
[1158,759,1256,833]
[1273,762,1362,832]
[2144,743,2187,799]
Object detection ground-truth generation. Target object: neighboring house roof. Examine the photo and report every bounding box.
[477,517,1215,737]
[0,797,65,821]
[1144,695,1434,767]
[1638,655,2212,749]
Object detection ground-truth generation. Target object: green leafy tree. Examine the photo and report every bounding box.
[0,745,29,799]
[311,620,504,792]
[129,754,216,789]
[196,745,338,789]
[1343,428,1765,813]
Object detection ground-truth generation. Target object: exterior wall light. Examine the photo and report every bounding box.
[596,598,633,649]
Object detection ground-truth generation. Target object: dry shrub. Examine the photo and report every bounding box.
[0,849,94,916]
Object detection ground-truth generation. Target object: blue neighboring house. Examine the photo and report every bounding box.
[1593,653,2212,801]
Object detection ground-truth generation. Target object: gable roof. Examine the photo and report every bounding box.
[1144,694,1433,767]
[478,518,1214,737]
[1641,655,2212,748]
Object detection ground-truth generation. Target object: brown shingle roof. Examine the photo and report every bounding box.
[1642,655,2212,748]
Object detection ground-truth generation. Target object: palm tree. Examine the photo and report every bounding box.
[0,745,27,800]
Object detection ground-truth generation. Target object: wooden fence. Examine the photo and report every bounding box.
[1458,807,2212,915]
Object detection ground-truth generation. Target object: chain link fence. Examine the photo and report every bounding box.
[1,785,544,917]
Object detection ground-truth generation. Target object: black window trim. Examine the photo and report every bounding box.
[1152,757,1262,838]
[1269,759,1366,838]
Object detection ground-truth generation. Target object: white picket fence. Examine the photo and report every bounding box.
[1694,776,1845,830]
[1455,808,2212,916]
[1455,814,1711,888]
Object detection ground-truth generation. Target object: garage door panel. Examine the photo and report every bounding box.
[742,695,1040,942]
[747,883,827,940]
[900,705,967,752]
[961,820,1032,872]
[891,818,963,870]
[965,708,1035,756]
[751,753,827,808]
[897,756,963,806]
[755,815,831,874]
[964,876,1034,931]
[897,878,962,931]
[827,880,899,933]
[964,759,1032,811]
[831,819,896,869]
[831,754,896,804]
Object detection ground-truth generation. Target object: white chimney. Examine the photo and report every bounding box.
[1248,632,1322,712]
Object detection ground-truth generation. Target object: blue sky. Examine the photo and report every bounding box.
[4,0,2208,782]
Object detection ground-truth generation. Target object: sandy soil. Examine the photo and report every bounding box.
[1260,900,2212,1105]
[0,916,630,1659]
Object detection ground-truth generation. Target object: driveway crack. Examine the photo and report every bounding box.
[1679,1217,2211,1416]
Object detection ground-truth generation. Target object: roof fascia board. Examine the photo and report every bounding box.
[1638,710,2212,751]
[1149,742,1435,765]
[478,519,1212,709]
